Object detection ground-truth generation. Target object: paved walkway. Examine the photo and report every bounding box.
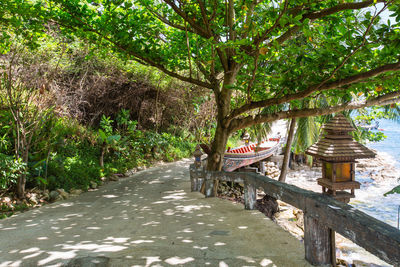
[0,159,311,266]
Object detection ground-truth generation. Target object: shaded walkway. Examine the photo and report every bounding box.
[0,159,311,266]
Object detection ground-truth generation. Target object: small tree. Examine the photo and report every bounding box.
[0,55,53,198]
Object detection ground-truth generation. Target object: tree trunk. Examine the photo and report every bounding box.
[207,123,229,171]
[17,149,29,199]
[279,118,296,182]
[206,72,235,171]
[100,143,106,168]
[200,72,236,196]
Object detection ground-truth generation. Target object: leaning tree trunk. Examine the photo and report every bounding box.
[201,73,235,196]
[206,73,234,171]
[207,123,230,171]
[99,143,106,168]
[279,118,296,182]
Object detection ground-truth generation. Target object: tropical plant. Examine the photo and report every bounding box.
[98,115,122,167]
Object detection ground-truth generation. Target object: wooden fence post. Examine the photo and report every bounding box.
[244,181,257,210]
[303,214,335,266]
[204,172,216,197]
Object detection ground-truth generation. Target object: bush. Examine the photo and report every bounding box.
[0,154,26,190]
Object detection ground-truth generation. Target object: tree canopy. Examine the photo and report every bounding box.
[2,0,400,169]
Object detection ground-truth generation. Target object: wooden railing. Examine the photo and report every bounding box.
[189,164,400,266]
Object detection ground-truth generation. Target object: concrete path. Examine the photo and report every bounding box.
[0,159,311,267]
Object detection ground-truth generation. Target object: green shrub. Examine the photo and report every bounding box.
[0,154,26,189]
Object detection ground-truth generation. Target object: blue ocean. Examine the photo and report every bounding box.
[350,119,400,228]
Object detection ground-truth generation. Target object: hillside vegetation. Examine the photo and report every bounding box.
[0,37,214,218]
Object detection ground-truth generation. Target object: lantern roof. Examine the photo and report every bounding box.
[322,113,355,133]
[305,113,376,161]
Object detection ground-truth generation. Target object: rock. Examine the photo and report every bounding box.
[137,166,144,171]
[90,181,98,189]
[256,195,279,219]
[49,191,60,201]
[266,162,275,167]
[124,169,137,176]
[352,260,381,267]
[69,189,83,196]
[42,192,49,201]
[57,189,69,199]
[28,194,38,205]
[108,175,119,182]
[66,256,110,267]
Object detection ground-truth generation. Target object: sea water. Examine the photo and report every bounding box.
[350,119,400,228]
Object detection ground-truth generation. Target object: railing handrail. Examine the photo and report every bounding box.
[189,165,400,266]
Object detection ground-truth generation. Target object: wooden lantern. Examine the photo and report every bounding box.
[305,114,376,203]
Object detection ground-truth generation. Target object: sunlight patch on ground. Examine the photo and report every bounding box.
[193,246,208,250]
[20,247,40,253]
[175,204,211,213]
[164,257,194,265]
[162,191,186,200]
[23,251,43,260]
[38,250,77,266]
[102,194,119,198]
[238,226,248,229]
[104,237,129,243]
[0,261,22,267]
[142,256,162,266]
[260,258,276,267]
[61,243,127,252]
[163,209,175,215]
[237,256,256,263]
[219,261,229,267]
[130,239,154,244]
[149,180,164,184]
[142,221,160,226]
[0,227,17,230]
[214,242,226,246]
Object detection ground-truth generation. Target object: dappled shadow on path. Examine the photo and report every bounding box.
[0,159,310,266]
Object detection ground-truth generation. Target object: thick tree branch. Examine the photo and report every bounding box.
[163,0,211,38]
[229,90,400,132]
[259,0,387,49]
[147,9,196,34]
[228,60,400,120]
[303,0,386,21]
[312,4,387,91]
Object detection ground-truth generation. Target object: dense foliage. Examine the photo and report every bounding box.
[0,38,201,199]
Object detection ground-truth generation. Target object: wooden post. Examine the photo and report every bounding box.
[191,176,204,192]
[190,167,204,192]
[259,161,266,175]
[204,172,216,197]
[244,181,257,210]
[303,214,335,266]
